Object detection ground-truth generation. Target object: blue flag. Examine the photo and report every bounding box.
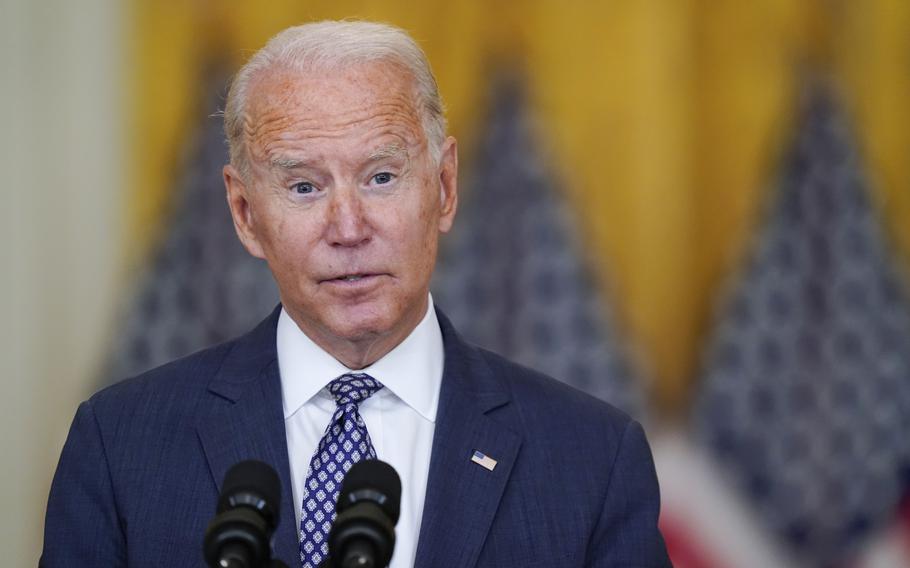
[104,80,278,383]
[694,90,910,566]
[433,78,645,419]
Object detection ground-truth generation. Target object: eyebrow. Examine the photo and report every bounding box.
[267,144,409,170]
[269,156,310,170]
[367,144,408,161]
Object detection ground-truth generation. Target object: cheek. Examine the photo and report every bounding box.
[394,203,441,274]
[258,211,318,271]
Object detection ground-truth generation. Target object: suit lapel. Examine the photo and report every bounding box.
[196,307,299,565]
[414,311,523,568]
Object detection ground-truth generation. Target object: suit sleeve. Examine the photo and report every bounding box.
[586,420,672,567]
[41,400,127,567]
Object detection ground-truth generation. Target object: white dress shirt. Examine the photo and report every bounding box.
[278,295,443,568]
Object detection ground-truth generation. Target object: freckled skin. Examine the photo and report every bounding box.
[224,61,458,369]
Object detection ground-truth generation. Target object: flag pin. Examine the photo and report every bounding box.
[471,450,497,471]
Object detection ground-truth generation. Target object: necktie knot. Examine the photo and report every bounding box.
[328,373,384,406]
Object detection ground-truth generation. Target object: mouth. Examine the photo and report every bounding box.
[326,272,375,282]
[320,272,388,287]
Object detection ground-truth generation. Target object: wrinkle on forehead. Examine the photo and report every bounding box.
[241,63,426,166]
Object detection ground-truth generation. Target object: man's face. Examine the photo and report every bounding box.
[224,61,457,366]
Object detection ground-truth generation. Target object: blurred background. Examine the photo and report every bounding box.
[3,0,910,566]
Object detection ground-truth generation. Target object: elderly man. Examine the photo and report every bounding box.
[43,21,669,567]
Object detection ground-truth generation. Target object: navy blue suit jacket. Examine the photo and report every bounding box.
[42,307,670,567]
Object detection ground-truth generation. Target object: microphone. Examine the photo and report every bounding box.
[204,460,285,568]
[328,460,402,568]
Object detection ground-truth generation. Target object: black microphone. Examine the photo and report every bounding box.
[204,460,285,568]
[328,460,402,568]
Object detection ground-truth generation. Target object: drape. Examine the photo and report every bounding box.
[128,0,910,411]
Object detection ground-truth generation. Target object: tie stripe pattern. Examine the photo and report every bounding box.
[299,373,383,568]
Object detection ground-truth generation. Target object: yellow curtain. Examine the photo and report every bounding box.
[128,0,910,412]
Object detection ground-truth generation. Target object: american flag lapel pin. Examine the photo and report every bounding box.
[471,450,497,471]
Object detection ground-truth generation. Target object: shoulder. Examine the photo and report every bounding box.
[91,338,236,406]
[477,344,633,430]
[466,344,640,475]
[435,306,633,434]
[84,340,236,431]
[86,306,281,422]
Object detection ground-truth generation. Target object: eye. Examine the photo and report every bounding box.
[291,181,316,195]
[372,172,394,185]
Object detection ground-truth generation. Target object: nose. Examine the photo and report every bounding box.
[325,185,372,248]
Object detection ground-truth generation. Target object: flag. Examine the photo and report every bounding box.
[471,450,498,471]
[104,78,278,383]
[852,496,910,567]
[692,88,910,566]
[432,76,645,419]
[654,432,801,568]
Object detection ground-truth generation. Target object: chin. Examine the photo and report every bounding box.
[324,304,398,342]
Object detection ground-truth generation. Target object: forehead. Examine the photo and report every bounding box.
[243,61,425,163]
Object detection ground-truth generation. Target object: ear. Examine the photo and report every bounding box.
[224,164,266,259]
[437,136,458,233]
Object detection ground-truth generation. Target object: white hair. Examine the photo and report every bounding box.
[223,20,447,177]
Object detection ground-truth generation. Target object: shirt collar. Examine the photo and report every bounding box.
[277,294,443,423]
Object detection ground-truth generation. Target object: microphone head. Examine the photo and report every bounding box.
[218,459,281,530]
[337,460,402,524]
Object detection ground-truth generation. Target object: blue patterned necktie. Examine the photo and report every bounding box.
[299,373,384,568]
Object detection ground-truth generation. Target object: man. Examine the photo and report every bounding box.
[43,21,670,567]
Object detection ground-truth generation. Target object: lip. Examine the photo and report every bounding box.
[319,273,389,291]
